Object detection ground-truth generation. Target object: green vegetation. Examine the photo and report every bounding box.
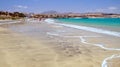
[0,11,26,20]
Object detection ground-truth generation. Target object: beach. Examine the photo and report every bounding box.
[0,19,120,67]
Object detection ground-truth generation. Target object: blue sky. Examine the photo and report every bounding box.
[0,0,120,13]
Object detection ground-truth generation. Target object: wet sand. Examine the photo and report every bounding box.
[0,19,120,67]
[0,27,59,67]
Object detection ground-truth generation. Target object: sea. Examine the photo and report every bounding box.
[54,18,120,37]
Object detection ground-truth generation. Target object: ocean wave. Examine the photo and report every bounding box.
[45,19,120,37]
[44,19,55,24]
[45,19,120,67]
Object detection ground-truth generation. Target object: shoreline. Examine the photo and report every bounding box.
[53,18,120,37]
[0,18,120,67]
[45,18,120,67]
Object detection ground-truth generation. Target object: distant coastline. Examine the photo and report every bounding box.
[0,11,120,21]
[30,12,120,19]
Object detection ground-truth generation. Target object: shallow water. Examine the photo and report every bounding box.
[56,18,120,32]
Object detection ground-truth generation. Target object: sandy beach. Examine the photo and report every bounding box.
[0,19,120,67]
[0,27,59,67]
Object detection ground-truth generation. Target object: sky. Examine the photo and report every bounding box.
[0,0,120,13]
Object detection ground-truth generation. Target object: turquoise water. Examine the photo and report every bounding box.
[56,18,120,32]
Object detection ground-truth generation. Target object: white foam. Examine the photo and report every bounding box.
[44,19,55,24]
[45,19,120,67]
[46,32,120,67]
[102,55,120,67]
[46,32,59,36]
[95,44,120,51]
[44,19,120,37]
[56,30,66,33]
[0,21,21,25]
[59,24,120,37]
[79,36,120,51]
[80,36,88,44]
[46,31,120,51]
[25,18,41,23]
[78,36,120,67]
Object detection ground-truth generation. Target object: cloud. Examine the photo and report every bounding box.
[12,5,29,12]
[96,8,105,12]
[15,5,28,9]
[95,6,119,13]
[108,7,118,10]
